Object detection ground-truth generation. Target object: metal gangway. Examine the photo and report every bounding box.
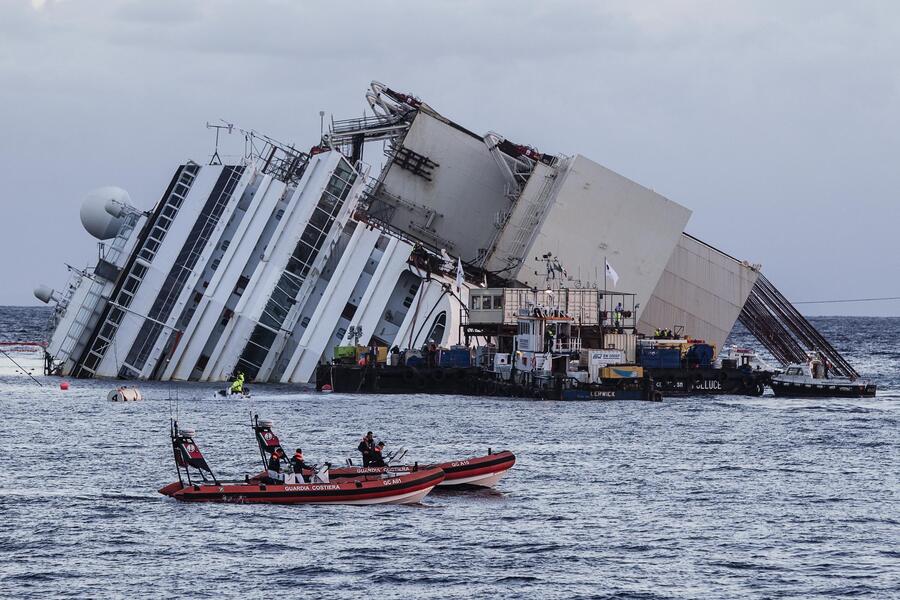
[738,274,859,378]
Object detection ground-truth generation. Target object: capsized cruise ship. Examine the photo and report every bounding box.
[35,82,861,383]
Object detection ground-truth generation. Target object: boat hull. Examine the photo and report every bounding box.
[158,468,444,504]
[770,380,877,398]
[326,450,516,489]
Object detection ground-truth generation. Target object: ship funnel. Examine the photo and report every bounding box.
[34,285,58,304]
[81,186,133,240]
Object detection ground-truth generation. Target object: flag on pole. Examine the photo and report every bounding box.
[456,257,464,292]
[605,259,619,288]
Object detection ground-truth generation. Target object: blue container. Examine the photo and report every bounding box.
[685,344,714,368]
[439,349,471,368]
[639,348,681,368]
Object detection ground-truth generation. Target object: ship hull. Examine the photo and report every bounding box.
[770,380,876,398]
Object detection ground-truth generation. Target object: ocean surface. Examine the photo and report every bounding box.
[1,306,898,599]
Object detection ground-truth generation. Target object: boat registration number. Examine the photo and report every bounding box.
[382,478,402,486]
[450,460,471,467]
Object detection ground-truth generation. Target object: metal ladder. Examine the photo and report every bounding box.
[74,164,199,377]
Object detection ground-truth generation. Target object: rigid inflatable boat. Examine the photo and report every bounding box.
[159,422,444,505]
[323,449,516,489]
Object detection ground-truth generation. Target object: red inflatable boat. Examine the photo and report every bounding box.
[158,422,444,505]
[323,450,516,489]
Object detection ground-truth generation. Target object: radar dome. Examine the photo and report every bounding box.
[34,285,56,304]
[80,187,132,240]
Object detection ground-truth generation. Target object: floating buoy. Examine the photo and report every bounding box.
[60,381,69,390]
[321,383,333,393]
[108,386,142,402]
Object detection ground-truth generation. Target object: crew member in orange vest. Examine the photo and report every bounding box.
[291,448,313,482]
[370,441,387,467]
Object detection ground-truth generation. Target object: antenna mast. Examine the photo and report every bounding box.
[206,120,234,166]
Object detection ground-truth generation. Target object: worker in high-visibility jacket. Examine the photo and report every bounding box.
[230,371,245,394]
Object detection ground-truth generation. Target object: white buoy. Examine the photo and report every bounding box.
[107,386,142,402]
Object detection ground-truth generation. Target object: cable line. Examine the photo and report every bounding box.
[793,296,900,305]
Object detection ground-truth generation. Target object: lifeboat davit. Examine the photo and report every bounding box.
[324,450,516,489]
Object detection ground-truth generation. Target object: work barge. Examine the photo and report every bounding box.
[35,81,870,399]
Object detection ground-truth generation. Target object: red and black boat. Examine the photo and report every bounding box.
[322,449,516,489]
[158,421,444,505]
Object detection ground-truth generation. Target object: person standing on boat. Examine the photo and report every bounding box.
[358,431,375,466]
[230,371,245,395]
[291,448,313,483]
[370,442,387,467]
[267,447,284,483]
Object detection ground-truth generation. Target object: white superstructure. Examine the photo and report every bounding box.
[38,81,798,383]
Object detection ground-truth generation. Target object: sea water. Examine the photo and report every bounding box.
[1,307,898,598]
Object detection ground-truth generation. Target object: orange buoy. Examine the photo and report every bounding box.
[60,381,70,390]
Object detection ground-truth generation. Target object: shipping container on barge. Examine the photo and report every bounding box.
[317,284,771,400]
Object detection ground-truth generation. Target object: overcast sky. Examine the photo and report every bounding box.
[2,0,898,316]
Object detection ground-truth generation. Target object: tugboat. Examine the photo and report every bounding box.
[770,352,876,398]
[158,421,444,504]
[326,449,517,489]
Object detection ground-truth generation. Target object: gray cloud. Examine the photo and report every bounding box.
[2,0,898,315]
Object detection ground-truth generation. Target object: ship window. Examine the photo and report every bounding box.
[301,227,322,248]
[318,189,340,213]
[324,182,346,205]
[301,316,310,328]
[426,312,447,343]
[292,243,314,265]
[471,296,481,310]
[336,327,346,339]
[220,239,230,251]
[341,303,358,321]
[234,275,249,296]
[99,322,116,340]
[249,326,277,349]
[309,207,331,230]
[123,276,140,294]
[211,259,221,271]
[194,354,209,371]
[275,209,285,221]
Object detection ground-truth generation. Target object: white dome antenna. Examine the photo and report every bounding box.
[80,187,133,240]
[34,284,59,304]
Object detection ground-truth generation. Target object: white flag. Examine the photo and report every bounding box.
[605,259,619,288]
[456,257,464,291]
